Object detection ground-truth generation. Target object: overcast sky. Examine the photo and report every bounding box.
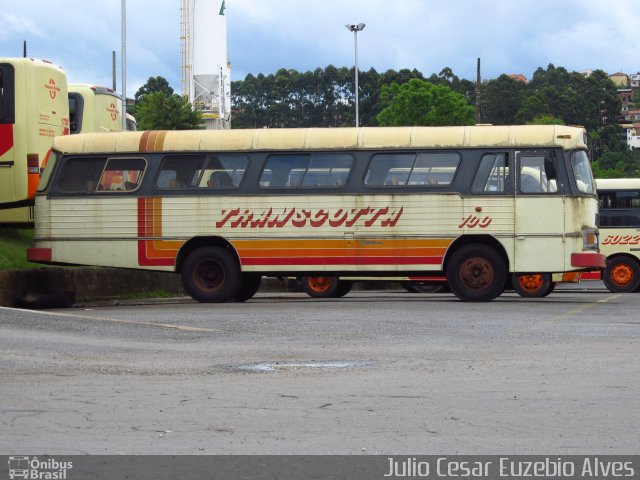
[1,0,638,98]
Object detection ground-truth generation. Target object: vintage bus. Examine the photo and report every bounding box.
[27,125,605,302]
[0,58,69,224]
[68,84,136,134]
[582,178,640,292]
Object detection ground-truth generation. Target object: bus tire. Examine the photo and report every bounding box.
[512,273,555,297]
[234,273,262,302]
[334,280,353,297]
[446,244,506,302]
[603,256,640,293]
[181,246,240,303]
[301,276,340,298]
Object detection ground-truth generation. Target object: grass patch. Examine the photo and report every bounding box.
[0,228,42,270]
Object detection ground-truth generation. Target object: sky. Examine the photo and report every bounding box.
[1,0,638,99]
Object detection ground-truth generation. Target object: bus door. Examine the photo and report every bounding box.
[514,150,564,271]
[0,63,16,205]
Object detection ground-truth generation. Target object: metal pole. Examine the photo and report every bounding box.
[121,0,127,130]
[346,23,365,128]
[354,29,359,128]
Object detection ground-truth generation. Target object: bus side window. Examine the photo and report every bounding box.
[97,157,146,192]
[156,155,206,190]
[472,153,508,193]
[56,157,106,193]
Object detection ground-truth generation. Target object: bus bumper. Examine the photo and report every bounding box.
[27,247,52,263]
[571,252,606,269]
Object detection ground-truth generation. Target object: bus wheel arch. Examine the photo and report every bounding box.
[443,236,509,302]
[602,254,640,293]
[176,236,240,274]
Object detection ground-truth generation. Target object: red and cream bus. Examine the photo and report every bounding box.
[28,125,605,302]
[0,58,69,225]
[581,178,640,292]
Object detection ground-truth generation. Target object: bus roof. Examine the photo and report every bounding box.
[595,178,640,190]
[52,125,588,154]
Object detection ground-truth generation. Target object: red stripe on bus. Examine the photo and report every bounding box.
[0,124,14,156]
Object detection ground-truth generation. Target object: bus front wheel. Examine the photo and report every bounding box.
[603,257,640,293]
[181,246,240,302]
[512,273,555,298]
[446,244,506,302]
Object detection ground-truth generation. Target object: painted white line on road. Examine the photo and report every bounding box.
[0,306,221,333]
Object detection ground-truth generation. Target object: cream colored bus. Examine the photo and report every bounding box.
[68,84,136,134]
[28,126,605,302]
[582,178,640,292]
[0,58,69,224]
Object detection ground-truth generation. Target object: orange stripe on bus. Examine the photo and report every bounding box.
[232,238,452,250]
[237,247,448,258]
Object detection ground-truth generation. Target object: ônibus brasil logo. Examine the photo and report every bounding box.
[108,103,119,121]
[45,79,60,99]
[8,456,73,479]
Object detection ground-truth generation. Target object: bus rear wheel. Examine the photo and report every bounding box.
[446,244,506,302]
[301,276,352,298]
[512,273,555,297]
[181,246,240,302]
[603,257,640,293]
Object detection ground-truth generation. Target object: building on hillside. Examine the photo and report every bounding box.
[508,74,528,83]
[621,124,640,149]
[630,73,640,88]
[618,88,634,118]
[610,72,629,87]
[625,108,640,122]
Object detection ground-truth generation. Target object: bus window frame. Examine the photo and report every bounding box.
[96,156,147,193]
[363,150,462,189]
[258,152,355,190]
[471,151,512,195]
[52,155,147,194]
[37,152,59,192]
[0,63,16,124]
[516,149,562,195]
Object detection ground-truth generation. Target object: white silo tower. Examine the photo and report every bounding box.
[181,0,231,129]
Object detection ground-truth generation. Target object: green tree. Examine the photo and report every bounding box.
[135,91,204,130]
[481,75,527,124]
[377,78,475,126]
[134,76,174,102]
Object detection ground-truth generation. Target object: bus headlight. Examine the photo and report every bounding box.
[582,228,599,250]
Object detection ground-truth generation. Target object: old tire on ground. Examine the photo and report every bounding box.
[234,273,262,302]
[512,273,555,298]
[446,244,506,302]
[602,256,640,293]
[181,246,240,302]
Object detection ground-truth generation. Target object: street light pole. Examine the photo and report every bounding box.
[121,0,127,130]
[345,23,365,127]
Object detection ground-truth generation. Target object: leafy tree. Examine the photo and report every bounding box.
[481,75,527,124]
[135,91,204,130]
[526,114,564,125]
[134,76,174,102]
[377,78,475,126]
